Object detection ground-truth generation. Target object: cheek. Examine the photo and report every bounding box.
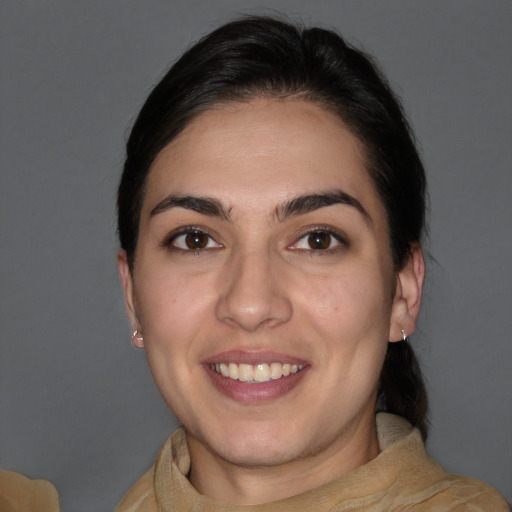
[133,270,217,412]
[295,264,392,339]
[289,267,391,422]
[134,268,215,352]
[293,261,393,393]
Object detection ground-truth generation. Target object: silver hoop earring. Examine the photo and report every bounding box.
[401,329,409,342]
[131,329,144,349]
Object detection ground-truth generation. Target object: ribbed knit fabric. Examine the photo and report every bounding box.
[115,413,509,511]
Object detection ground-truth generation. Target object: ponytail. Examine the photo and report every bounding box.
[378,340,429,440]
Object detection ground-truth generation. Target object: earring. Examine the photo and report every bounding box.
[131,329,144,349]
[401,329,409,343]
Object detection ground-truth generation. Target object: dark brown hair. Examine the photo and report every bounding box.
[117,15,428,438]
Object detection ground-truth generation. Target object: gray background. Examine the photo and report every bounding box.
[1,1,511,511]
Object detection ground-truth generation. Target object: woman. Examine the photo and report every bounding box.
[115,16,508,511]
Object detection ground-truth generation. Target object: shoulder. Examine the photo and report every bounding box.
[420,473,510,511]
[376,414,509,511]
[115,467,158,512]
[396,449,510,511]
[115,429,185,512]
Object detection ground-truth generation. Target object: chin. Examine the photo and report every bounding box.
[191,417,317,468]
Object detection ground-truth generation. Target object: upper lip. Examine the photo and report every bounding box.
[203,350,308,366]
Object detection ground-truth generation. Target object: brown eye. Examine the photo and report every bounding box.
[185,232,208,249]
[169,229,222,251]
[307,232,332,250]
[290,229,344,253]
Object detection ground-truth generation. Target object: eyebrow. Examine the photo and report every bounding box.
[276,190,370,223]
[150,194,231,220]
[149,189,369,223]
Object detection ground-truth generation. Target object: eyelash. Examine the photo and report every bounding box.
[161,225,348,255]
[162,227,222,254]
[289,226,348,255]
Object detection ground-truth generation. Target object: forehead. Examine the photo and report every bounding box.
[143,98,382,219]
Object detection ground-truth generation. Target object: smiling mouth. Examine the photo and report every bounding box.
[209,362,305,383]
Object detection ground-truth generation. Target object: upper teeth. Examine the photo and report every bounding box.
[210,362,304,383]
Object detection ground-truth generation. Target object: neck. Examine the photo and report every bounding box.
[187,413,379,505]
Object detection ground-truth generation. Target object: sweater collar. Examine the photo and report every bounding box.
[153,413,436,511]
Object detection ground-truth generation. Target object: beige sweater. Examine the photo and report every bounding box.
[115,413,509,511]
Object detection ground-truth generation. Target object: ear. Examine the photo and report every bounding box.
[118,250,144,348]
[389,243,425,342]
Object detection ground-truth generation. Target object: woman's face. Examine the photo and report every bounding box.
[120,98,421,471]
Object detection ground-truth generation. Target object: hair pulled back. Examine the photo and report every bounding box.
[117,15,428,438]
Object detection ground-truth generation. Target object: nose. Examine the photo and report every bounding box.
[215,249,293,331]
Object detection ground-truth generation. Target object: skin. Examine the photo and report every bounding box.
[119,98,425,505]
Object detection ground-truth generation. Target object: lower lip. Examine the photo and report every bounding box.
[205,365,308,403]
